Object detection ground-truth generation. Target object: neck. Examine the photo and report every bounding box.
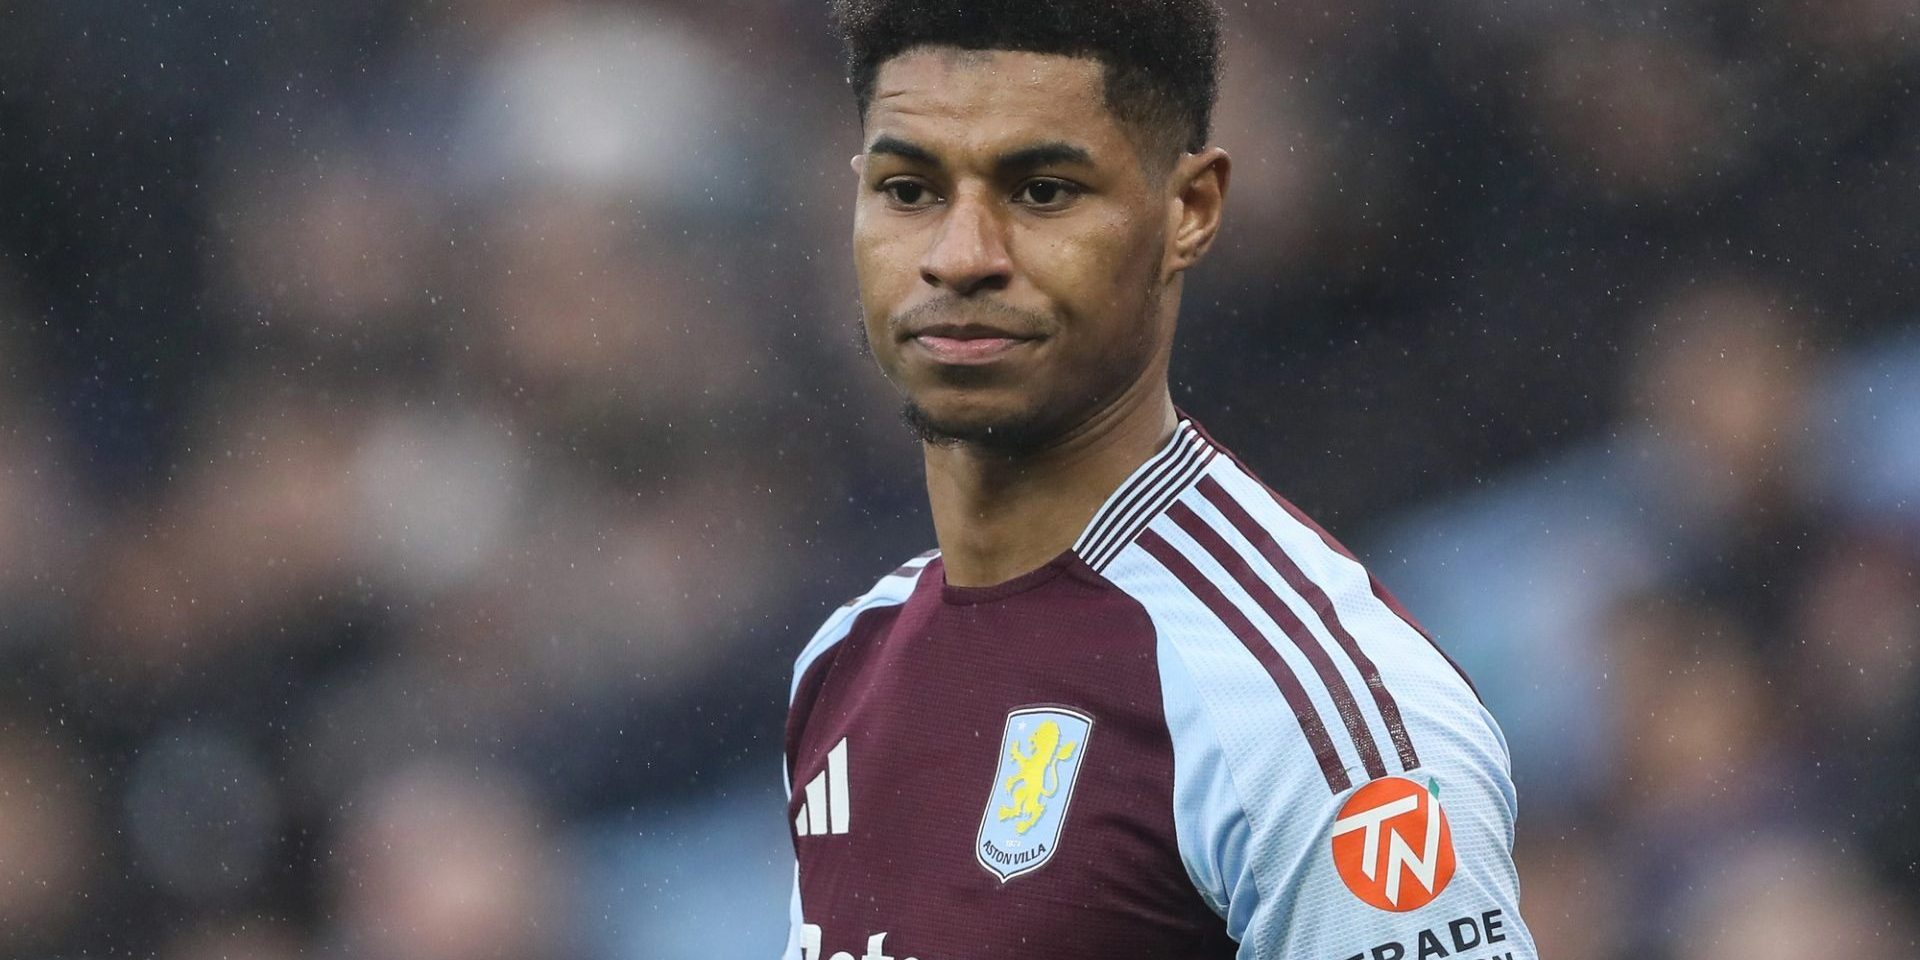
[924,384,1178,588]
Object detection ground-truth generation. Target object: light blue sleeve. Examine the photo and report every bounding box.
[1159,636,1537,960]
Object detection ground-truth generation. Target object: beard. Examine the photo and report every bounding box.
[898,397,1066,455]
[863,298,1064,455]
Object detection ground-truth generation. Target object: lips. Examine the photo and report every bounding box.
[900,319,1044,365]
[911,334,1030,364]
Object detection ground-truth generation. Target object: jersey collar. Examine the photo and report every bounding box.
[1070,418,1218,573]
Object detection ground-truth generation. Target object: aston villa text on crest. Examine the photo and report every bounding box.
[980,838,1049,868]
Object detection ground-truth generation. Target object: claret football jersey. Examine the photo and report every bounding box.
[783,419,1535,960]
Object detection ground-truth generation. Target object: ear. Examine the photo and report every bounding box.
[1163,147,1231,279]
[851,154,866,176]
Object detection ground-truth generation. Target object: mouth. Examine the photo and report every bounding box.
[902,322,1044,366]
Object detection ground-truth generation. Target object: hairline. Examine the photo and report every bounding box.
[856,44,1191,182]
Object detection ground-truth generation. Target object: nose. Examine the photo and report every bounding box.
[919,189,1013,296]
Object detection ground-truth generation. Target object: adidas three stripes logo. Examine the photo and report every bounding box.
[795,738,850,837]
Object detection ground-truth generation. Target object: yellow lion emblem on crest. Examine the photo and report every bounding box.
[997,720,1079,834]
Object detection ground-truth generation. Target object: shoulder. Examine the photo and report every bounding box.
[1098,450,1503,805]
[788,549,940,704]
[1096,455,1522,948]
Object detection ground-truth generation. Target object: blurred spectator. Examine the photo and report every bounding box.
[1373,275,1821,808]
[1511,829,1621,960]
[1676,839,1918,960]
[208,139,446,368]
[77,382,366,697]
[0,286,91,655]
[327,759,569,960]
[1600,592,1792,954]
[125,722,285,906]
[0,723,98,949]
[1527,27,1751,202]
[1790,531,1920,742]
[1812,328,1920,526]
[1785,525,1920,897]
[450,5,751,204]
[160,920,304,960]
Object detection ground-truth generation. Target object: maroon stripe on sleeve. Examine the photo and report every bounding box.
[1179,416,1481,693]
[1137,528,1352,793]
[1166,501,1389,782]
[1263,478,1478,700]
[1264,488,1429,633]
[1196,476,1421,772]
[1209,455,1480,703]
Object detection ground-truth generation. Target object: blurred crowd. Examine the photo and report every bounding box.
[1376,294,1920,960]
[0,1,1914,958]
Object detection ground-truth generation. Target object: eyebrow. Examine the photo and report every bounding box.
[865,136,1096,176]
[866,135,939,166]
[993,142,1094,176]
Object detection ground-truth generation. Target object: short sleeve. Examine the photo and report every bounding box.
[1158,635,1537,960]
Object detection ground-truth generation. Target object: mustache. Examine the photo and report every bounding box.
[888,298,1053,339]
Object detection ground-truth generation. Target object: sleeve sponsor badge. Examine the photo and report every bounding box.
[1331,775,1456,911]
[975,706,1093,882]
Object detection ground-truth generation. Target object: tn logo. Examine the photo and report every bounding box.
[997,720,1078,834]
[1330,776,1457,912]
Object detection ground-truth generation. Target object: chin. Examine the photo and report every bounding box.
[900,394,1060,453]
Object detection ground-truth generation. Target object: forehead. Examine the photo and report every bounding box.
[866,47,1131,160]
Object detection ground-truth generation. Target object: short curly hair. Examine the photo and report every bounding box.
[830,0,1223,163]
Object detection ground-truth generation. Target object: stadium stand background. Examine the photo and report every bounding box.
[0,1,1915,957]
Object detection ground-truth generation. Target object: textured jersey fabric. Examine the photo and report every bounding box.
[783,420,1535,960]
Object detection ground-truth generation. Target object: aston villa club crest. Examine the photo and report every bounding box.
[976,706,1093,882]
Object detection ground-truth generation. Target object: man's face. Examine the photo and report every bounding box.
[852,48,1177,451]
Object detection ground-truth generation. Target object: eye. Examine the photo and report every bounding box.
[880,178,939,208]
[1014,178,1081,210]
